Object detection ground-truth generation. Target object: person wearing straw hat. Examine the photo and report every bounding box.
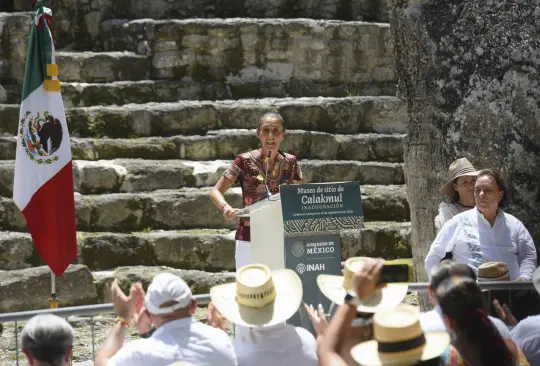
[95,273,237,366]
[350,304,450,366]
[210,263,318,366]
[435,158,479,233]
[425,169,537,281]
[318,257,448,366]
[314,257,409,365]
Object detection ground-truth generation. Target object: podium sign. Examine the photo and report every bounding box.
[281,182,364,327]
[285,235,341,311]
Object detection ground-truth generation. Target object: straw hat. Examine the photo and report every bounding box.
[210,263,302,327]
[440,158,478,197]
[477,262,510,282]
[317,257,408,313]
[351,304,450,366]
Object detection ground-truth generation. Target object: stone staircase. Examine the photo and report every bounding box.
[0,1,410,312]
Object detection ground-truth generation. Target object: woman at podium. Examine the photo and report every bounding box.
[210,112,304,269]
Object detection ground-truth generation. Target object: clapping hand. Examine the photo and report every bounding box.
[304,303,329,336]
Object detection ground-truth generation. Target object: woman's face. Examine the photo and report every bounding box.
[474,175,503,212]
[257,118,285,151]
[452,176,476,202]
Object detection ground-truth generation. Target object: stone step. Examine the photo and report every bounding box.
[0,159,404,195]
[99,19,395,85]
[0,131,405,162]
[0,264,236,312]
[2,80,398,107]
[0,12,33,85]
[0,222,411,272]
[0,97,406,137]
[56,51,151,83]
[0,185,409,233]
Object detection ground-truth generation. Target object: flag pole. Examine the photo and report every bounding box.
[49,271,58,308]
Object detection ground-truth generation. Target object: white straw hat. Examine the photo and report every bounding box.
[440,158,478,197]
[210,263,303,327]
[317,257,408,313]
[351,304,450,366]
[145,273,193,315]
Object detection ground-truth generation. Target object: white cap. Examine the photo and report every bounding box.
[145,273,193,315]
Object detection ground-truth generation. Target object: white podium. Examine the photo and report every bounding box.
[235,193,285,270]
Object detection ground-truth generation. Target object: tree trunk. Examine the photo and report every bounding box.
[389,0,540,309]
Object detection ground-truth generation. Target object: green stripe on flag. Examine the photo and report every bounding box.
[21,6,53,101]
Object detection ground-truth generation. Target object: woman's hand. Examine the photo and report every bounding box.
[304,303,329,336]
[222,204,239,220]
[207,302,227,332]
[493,299,518,326]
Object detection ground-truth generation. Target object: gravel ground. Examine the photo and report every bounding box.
[0,293,418,365]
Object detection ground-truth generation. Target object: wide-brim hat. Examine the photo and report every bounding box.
[478,262,510,282]
[351,304,450,366]
[440,158,479,197]
[317,257,408,313]
[210,264,303,327]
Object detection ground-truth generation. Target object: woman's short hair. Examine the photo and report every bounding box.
[21,314,75,365]
[476,169,508,207]
[258,112,285,130]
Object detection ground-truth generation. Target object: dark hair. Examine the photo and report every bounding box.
[430,260,476,291]
[258,112,285,130]
[475,169,508,207]
[435,277,513,366]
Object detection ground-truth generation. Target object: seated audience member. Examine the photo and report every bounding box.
[313,256,408,365]
[436,276,529,365]
[493,266,540,365]
[425,169,537,280]
[319,258,449,366]
[21,314,75,366]
[95,273,237,366]
[435,158,478,232]
[420,260,510,338]
[209,263,318,366]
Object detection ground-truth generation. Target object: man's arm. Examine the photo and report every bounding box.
[317,304,356,366]
[95,323,129,366]
[95,281,138,366]
[425,221,456,279]
[517,223,537,280]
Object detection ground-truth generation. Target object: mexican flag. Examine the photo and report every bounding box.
[13,5,77,276]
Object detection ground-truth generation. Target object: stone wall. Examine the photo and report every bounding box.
[100,19,395,85]
[0,12,32,88]
[11,0,389,49]
[389,0,540,285]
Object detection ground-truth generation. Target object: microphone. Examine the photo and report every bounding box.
[262,150,272,200]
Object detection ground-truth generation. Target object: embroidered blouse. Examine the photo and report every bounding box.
[223,150,302,241]
[425,208,537,280]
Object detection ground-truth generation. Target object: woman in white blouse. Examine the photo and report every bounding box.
[426,169,537,281]
[435,158,479,232]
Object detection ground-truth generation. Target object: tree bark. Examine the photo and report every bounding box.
[389,0,540,308]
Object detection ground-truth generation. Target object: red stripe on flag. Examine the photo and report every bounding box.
[22,161,77,276]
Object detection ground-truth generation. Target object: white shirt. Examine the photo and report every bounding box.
[510,315,540,365]
[233,323,318,366]
[425,209,537,280]
[107,317,237,366]
[420,305,511,339]
[434,202,473,233]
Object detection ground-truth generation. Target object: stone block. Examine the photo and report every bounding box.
[57,51,150,83]
[0,231,34,270]
[78,233,155,270]
[151,232,236,271]
[0,265,98,312]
